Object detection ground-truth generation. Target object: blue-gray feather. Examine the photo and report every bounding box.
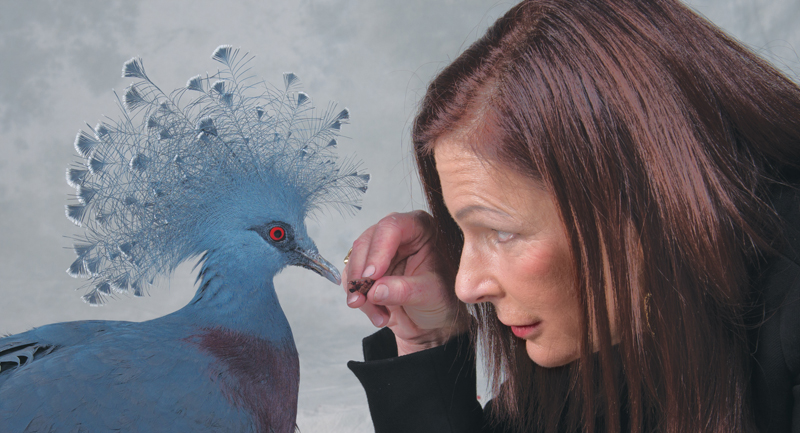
[122,57,148,79]
[186,75,204,92]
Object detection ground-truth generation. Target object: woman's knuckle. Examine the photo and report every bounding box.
[394,279,414,304]
[351,237,370,250]
[409,209,432,221]
[377,214,403,231]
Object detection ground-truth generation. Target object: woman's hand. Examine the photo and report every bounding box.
[343,211,469,356]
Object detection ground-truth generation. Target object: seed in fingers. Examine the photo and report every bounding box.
[348,277,376,295]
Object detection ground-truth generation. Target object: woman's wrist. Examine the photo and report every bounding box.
[394,319,471,356]
[395,336,444,356]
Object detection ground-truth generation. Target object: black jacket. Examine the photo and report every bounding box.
[349,188,800,433]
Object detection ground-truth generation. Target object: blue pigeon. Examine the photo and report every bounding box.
[0,46,368,432]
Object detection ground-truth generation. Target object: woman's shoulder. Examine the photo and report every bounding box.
[772,184,800,259]
[757,183,800,368]
[770,184,800,370]
[749,183,800,432]
[762,184,800,309]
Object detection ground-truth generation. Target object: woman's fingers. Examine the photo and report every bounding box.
[347,273,440,324]
[357,213,407,279]
[354,211,435,281]
[342,211,435,304]
[345,290,367,308]
[342,210,458,345]
[372,274,457,329]
[367,274,438,308]
[343,224,377,284]
[357,301,390,328]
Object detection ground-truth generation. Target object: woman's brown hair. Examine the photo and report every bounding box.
[412,0,800,432]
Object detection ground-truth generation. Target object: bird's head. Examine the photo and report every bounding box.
[194,182,341,286]
[247,220,339,285]
[65,46,365,304]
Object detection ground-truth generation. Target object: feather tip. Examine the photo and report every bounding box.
[122,57,147,79]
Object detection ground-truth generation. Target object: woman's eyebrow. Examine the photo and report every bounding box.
[454,205,511,221]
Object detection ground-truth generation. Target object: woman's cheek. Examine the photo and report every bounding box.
[508,239,576,308]
[513,239,560,278]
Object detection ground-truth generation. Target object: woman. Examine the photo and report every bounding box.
[343,0,800,432]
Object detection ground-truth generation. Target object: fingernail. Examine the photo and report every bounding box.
[373,284,388,302]
[362,265,375,278]
[371,314,385,327]
[347,293,359,306]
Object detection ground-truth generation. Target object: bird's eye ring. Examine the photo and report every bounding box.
[269,226,286,242]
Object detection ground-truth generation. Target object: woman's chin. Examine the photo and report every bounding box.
[525,339,579,368]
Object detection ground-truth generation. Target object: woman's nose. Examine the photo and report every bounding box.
[455,244,500,304]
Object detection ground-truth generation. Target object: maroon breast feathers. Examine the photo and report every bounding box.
[190,328,299,433]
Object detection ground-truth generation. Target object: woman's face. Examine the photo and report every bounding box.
[435,137,584,367]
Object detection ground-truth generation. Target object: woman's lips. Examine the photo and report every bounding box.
[510,322,541,339]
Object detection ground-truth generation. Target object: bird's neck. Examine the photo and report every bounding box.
[180,251,293,342]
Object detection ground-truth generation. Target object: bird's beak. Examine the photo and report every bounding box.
[295,249,341,285]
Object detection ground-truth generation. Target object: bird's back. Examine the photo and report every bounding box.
[0,316,299,432]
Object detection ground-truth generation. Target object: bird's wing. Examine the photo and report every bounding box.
[0,340,54,373]
[0,321,113,380]
[0,322,254,432]
[0,321,117,431]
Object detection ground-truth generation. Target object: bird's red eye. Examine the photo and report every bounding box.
[269,226,285,242]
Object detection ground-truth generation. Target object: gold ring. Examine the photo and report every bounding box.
[343,247,353,265]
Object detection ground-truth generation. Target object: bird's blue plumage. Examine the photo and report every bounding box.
[0,46,367,432]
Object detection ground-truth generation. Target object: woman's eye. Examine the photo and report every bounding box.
[495,230,515,243]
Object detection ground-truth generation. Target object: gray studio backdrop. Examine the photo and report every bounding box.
[1,1,798,431]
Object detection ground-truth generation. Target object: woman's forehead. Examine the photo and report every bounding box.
[433,133,504,172]
[435,139,547,205]
[434,136,547,192]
